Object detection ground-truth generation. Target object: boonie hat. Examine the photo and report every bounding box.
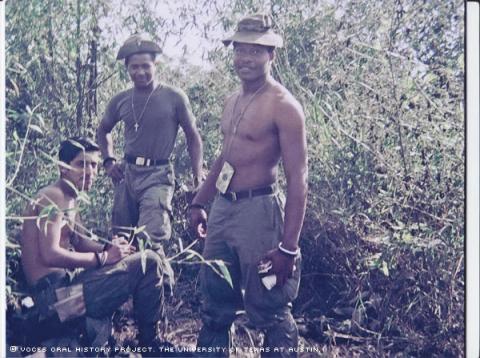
[116,33,162,60]
[222,14,283,48]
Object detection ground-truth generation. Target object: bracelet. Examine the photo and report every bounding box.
[95,250,108,267]
[103,156,117,167]
[100,251,108,266]
[94,251,102,267]
[188,203,206,210]
[278,242,300,257]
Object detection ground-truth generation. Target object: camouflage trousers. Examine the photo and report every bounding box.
[30,251,167,346]
[197,193,301,358]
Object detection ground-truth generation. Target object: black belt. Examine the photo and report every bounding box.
[125,155,170,167]
[220,185,275,202]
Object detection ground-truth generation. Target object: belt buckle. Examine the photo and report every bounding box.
[135,157,146,166]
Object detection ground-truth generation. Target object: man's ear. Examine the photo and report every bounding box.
[58,162,69,177]
[269,49,276,62]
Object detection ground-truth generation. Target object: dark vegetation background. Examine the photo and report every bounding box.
[5,0,464,356]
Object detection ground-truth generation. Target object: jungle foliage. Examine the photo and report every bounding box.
[5,0,464,356]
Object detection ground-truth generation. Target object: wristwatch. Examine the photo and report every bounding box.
[103,156,117,168]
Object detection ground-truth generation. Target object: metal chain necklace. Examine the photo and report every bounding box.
[231,82,268,134]
[224,81,268,157]
[131,84,159,132]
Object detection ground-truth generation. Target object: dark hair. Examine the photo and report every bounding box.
[59,137,100,164]
[125,52,156,66]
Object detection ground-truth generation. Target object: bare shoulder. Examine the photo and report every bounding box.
[35,184,67,210]
[269,82,305,125]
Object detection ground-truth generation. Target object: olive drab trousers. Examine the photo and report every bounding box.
[197,193,301,357]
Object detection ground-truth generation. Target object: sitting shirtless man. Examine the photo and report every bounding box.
[189,14,308,357]
[20,137,168,353]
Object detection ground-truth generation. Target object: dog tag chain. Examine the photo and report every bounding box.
[216,82,268,193]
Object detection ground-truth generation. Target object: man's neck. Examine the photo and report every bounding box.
[57,179,78,199]
[133,81,157,93]
[241,75,271,94]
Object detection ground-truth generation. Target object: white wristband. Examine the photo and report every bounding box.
[278,242,300,257]
[100,251,108,266]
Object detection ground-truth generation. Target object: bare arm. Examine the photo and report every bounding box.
[191,155,224,206]
[188,155,225,239]
[97,99,123,181]
[179,118,204,185]
[71,214,105,253]
[177,90,204,185]
[188,94,235,237]
[36,191,100,269]
[277,99,308,251]
[191,93,237,205]
[263,96,308,286]
[97,112,118,160]
[36,190,133,269]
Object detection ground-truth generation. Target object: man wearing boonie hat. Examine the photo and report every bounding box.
[97,34,203,267]
[189,14,307,357]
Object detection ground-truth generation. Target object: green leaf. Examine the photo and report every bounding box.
[139,239,147,274]
[381,260,389,277]
[29,124,43,135]
[214,260,233,288]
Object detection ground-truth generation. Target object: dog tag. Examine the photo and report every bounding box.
[216,161,235,194]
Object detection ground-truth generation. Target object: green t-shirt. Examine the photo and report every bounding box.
[103,84,194,159]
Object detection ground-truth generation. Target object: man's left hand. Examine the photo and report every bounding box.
[261,249,295,287]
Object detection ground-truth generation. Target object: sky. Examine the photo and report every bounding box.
[99,0,228,69]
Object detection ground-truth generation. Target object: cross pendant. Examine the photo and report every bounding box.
[134,123,139,132]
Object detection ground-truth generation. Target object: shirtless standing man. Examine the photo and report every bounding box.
[21,137,168,352]
[189,14,308,357]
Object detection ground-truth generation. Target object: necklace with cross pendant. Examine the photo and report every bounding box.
[131,84,159,132]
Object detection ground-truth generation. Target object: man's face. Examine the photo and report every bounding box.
[233,43,274,81]
[62,151,100,192]
[127,53,156,89]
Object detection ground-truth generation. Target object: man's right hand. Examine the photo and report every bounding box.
[105,235,136,265]
[105,161,124,184]
[189,207,208,239]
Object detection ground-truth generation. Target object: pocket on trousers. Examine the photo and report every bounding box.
[53,284,86,322]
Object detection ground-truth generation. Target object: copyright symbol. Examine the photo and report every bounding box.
[9,346,18,352]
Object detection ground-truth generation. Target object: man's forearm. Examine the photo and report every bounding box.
[192,156,224,205]
[74,236,106,253]
[43,247,99,270]
[281,174,308,251]
[187,131,203,179]
[97,127,115,159]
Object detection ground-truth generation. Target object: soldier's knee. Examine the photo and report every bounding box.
[143,249,164,267]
